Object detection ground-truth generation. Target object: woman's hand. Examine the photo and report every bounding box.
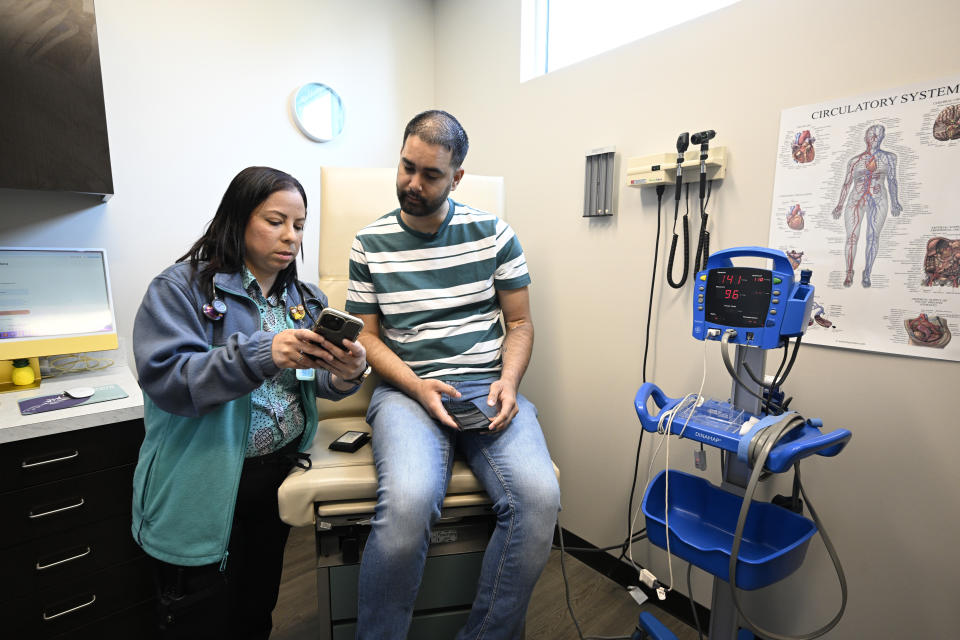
[312,332,368,390]
[272,329,367,387]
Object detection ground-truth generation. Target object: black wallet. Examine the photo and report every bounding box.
[444,400,493,432]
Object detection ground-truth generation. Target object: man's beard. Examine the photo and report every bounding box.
[397,187,449,217]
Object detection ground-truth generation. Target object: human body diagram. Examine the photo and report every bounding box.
[832,124,903,288]
[769,75,960,361]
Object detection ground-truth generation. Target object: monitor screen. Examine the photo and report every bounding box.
[0,248,119,360]
[705,267,772,328]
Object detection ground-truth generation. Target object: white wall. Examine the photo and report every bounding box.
[3,0,958,636]
[434,0,959,637]
[0,0,435,363]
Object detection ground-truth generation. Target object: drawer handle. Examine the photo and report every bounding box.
[22,450,79,469]
[28,498,85,519]
[36,546,92,571]
[42,594,97,621]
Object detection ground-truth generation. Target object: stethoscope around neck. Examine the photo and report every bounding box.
[203,280,321,326]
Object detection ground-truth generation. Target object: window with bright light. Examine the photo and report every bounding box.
[521,0,741,81]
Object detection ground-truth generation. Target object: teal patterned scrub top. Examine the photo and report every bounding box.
[241,267,305,457]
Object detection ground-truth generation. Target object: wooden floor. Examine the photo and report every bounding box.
[272,525,698,640]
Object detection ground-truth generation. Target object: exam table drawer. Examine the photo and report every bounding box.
[0,514,144,603]
[0,418,144,492]
[329,551,485,621]
[0,555,154,639]
[0,462,135,548]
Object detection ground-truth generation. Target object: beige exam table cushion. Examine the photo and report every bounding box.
[278,415,558,527]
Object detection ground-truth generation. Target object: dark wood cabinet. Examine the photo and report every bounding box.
[0,419,154,638]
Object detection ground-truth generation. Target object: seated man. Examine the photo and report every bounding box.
[346,110,561,640]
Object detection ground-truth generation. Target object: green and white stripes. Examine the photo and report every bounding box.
[346,200,530,380]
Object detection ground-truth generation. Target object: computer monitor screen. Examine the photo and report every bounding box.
[0,248,119,360]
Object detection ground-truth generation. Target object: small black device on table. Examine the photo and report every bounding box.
[329,430,370,453]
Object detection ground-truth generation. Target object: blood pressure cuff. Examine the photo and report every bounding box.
[737,411,799,464]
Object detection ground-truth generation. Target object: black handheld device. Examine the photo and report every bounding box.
[667,131,692,289]
[691,129,717,274]
[329,430,370,452]
[443,400,493,432]
[691,129,715,145]
[311,308,364,347]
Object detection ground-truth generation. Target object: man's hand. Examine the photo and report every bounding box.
[892,202,903,217]
[832,205,842,219]
[486,379,519,432]
[414,379,462,429]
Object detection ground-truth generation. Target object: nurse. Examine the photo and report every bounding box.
[131,166,367,639]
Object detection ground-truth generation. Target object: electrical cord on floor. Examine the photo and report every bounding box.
[619,430,647,561]
[554,428,649,557]
[555,516,632,640]
[627,341,709,592]
[642,184,667,384]
[627,389,696,583]
[728,415,848,640]
[554,531,647,554]
[686,562,704,640]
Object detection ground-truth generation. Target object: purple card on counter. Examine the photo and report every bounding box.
[19,384,129,416]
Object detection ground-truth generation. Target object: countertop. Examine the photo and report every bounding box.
[0,366,144,444]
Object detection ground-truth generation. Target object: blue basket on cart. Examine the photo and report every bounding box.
[641,470,816,590]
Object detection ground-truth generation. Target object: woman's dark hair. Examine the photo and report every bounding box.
[179,166,307,300]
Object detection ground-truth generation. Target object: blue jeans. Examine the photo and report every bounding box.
[357,379,561,640]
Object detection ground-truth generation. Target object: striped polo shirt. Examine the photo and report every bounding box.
[346,199,530,380]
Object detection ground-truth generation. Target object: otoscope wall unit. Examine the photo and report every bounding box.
[626,146,727,187]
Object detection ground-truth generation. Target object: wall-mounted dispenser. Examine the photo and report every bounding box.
[583,146,616,217]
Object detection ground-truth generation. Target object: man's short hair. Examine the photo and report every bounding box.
[402,110,469,169]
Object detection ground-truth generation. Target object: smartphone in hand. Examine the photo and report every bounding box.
[311,308,364,347]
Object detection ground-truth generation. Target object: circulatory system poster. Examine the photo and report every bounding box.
[768,73,960,361]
